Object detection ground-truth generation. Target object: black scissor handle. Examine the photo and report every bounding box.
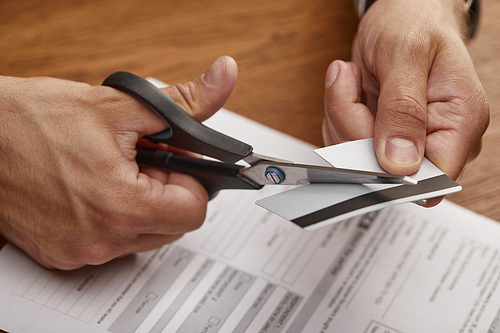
[136,147,262,199]
[103,71,253,163]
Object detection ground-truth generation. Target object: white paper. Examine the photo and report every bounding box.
[257,139,462,230]
[1,110,499,333]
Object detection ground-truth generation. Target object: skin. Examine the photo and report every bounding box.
[322,0,490,206]
[0,56,238,270]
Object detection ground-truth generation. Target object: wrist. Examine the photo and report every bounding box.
[355,0,480,39]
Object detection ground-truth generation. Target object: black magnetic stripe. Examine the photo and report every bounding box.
[291,174,458,228]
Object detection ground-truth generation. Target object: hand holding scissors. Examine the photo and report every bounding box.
[103,72,416,199]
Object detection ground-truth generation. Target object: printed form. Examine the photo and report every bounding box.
[1,110,500,332]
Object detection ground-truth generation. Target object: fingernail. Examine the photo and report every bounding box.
[325,62,340,89]
[202,57,226,87]
[385,137,419,165]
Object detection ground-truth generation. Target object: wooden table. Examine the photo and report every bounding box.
[1,0,499,237]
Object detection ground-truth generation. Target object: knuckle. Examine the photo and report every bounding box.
[88,85,122,104]
[95,210,137,242]
[382,95,427,131]
[454,88,490,135]
[87,85,142,120]
[71,242,120,266]
[168,82,201,115]
[82,193,140,241]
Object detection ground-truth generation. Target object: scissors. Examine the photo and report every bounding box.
[102,72,416,199]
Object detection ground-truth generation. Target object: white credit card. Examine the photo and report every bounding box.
[257,139,461,230]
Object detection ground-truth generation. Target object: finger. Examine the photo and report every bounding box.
[162,55,238,122]
[323,60,374,145]
[425,121,485,181]
[373,51,429,175]
[133,171,209,234]
[424,51,489,180]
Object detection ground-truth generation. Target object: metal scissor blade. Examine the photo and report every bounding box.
[240,161,417,186]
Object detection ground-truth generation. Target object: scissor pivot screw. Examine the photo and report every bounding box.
[265,167,286,184]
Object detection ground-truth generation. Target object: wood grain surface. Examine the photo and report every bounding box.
[0,0,498,249]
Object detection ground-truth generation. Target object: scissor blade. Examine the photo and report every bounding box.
[240,161,417,186]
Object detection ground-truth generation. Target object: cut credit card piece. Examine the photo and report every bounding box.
[256,139,461,230]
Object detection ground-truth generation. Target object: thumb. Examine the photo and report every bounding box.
[374,63,428,175]
[140,56,238,136]
[163,55,238,122]
[323,60,374,145]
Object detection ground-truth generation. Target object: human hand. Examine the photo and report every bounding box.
[322,0,489,204]
[0,56,237,269]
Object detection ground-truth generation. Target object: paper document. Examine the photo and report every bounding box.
[1,110,500,333]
